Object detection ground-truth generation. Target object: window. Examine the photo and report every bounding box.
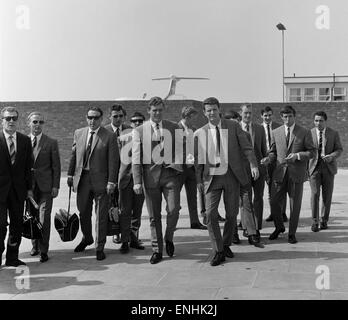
[289,88,301,102]
[319,88,331,101]
[333,87,346,101]
[304,88,315,101]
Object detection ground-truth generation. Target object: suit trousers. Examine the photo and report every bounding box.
[251,173,265,230]
[205,168,239,253]
[239,182,257,235]
[119,182,145,243]
[271,169,304,236]
[0,187,24,262]
[309,161,335,224]
[76,171,109,251]
[179,165,200,224]
[31,184,53,254]
[144,168,181,254]
[266,164,287,217]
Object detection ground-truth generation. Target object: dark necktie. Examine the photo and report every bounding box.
[83,131,95,168]
[245,123,249,133]
[8,135,16,165]
[286,127,290,147]
[32,136,37,149]
[115,127,120,138]
[318,130,323,159]
[267,124,271,149]
[215,125,221,156]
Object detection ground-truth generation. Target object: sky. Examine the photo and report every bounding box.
[1,0,348,102]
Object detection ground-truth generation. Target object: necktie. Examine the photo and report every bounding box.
[83,131,95,168]
[8,135,16,165]
[115,128,120,138]
[318,130,323,159]
[267,124,271,149]
[215,125,221,156]
[286,127,290,147]
[32,136,37,149]
[245,123,249,133]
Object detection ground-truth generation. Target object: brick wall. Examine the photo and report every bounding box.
[1,100,347,169]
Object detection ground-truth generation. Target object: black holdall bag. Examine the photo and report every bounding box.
[107,187,120,236]
[54,186,80,242]
[22,196,43,240]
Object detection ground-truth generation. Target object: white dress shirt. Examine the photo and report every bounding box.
[316,127,326,157]
[3,130,17,154]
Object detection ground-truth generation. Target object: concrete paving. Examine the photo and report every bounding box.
[1,170,348,300]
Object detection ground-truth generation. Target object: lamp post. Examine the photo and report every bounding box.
[276,23,286,102]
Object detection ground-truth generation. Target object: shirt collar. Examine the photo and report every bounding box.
[316,127,326,135]
[208,120,221,130]
[3,130,17,140]
[31,132,42,142]
[285,123,295,132]
[150,119,162,129]
[263,121,272,127]
[111,123,122,133]
[88,126,101,135]
[241,121,251,130]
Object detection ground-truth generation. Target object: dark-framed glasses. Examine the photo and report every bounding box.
[131,118,144,124]
[3,116,18,122]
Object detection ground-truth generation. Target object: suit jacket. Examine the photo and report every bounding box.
[0,131,33,202]
[308,127,343,176]
[67,126,119,193]
[269,124,315,183]
[118,129,134,189]
[132,120,183,188]
[32,134,61,193]
[194,119,258,192]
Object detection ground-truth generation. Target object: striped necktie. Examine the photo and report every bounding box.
[8,135,16,165]
[32,136,37,148]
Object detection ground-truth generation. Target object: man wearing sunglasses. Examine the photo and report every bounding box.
[67,106,119,260]
[28,112,61,263]
[0,106,33,267]
[105,104,132,251]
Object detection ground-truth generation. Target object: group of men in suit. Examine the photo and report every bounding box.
[0,98,343,267]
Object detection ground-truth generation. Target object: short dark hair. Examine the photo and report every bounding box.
[280,105,296,116]
[148,96,164,108]
[313,111,327,121]
[203,97,220,110]
[130,111,145,121]
[224,110,241,121]
[261,106,273,115]
[87,106,103,117]
[110,104,126,116]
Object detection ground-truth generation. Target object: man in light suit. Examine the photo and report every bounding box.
[261,105,315,244]
[262,106,288,223]
[118,112,145,250]
[239,104,267,232]
[28,112,61,263]
[0,106,33,267]
[132,96,183,264]
[67,106,119,260]
[178,106,207,230]
[195,97,259,266]
[308,111,342,231]
[105,104,132,250]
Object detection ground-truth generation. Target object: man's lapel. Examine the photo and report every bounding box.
[35,134,47,162]
[90,127,101,156]
[311,128,318,148]
[287,125,296,151]
[0,131,11,164]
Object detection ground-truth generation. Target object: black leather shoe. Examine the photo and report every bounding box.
[96,250,106,260]
[165,240,175,257]
[210,252,225,266]
[288,235,298,244]
[320,221,328,230]
[248,235,264,248]
[232,234,241,244]
[40,253,49,263]
[243,230,248,238]
[282,213,288,222]
[237,221,243,230]
[30,247,39,256]
[150,252,163,264]
[269,227,285,240]
[191,222,207,230]
[311,224,319,232]
[130,241,145,250]
[223,246,234,258]
[265,214,273,222]
[74,240,93,252]
[218,214,226,222]
[112,234,122,244]
[5,259,26,267]
[120,242,130,254]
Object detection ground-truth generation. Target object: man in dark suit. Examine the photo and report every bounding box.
[195,97,259,266]
[178,106,206,230]
[104,104,132,248]
[308,111,343,231]
[262,106,288,223]
[118,112,145,250]
[239,104,267,232]
[0,106,33,267]
[132,96,183,264]
[261,105,315,244]
[28,112,61,263]
[67,106,119,260]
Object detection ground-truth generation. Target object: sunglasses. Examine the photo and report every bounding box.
[131,119,144,123]
[32,120,44,124]
[87,115,101,120]
[112,115,124,118]
[3,116,18,122]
